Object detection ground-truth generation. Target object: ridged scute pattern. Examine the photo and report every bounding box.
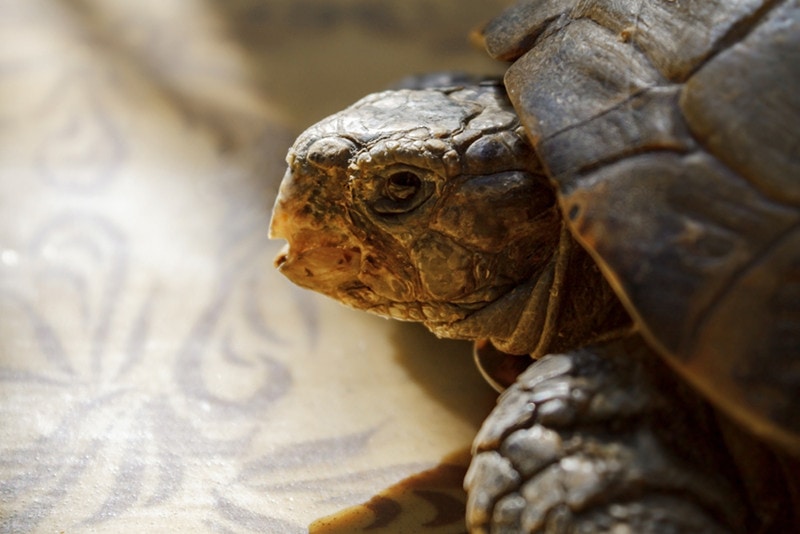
[483,0,800,454]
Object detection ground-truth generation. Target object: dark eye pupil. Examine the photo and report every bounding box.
[386,171,421,201]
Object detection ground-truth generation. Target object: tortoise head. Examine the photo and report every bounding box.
[270,83,563,343]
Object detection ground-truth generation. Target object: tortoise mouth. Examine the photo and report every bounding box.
[274,243,363,290]
[270,177,366,295]
[274,243,290,269]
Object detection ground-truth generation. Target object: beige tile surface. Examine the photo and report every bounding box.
[0,0,505,531]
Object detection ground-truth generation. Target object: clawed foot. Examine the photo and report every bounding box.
[465,338,748,533]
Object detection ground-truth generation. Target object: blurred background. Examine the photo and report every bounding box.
[0,0,508,531]
[217,0,508,126]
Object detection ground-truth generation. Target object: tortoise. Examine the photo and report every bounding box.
[269,0,800,531]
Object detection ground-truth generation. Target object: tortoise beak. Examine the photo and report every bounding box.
[269,170,362,292]
[275,242,362,293]
[268,188,293,271]
[268,167,296,244]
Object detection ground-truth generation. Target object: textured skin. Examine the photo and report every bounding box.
[466,339,754,533]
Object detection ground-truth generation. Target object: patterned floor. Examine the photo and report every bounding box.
[0,1,505,531]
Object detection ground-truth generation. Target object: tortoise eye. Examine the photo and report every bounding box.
[385,171,421,201]
[371,169,431,215]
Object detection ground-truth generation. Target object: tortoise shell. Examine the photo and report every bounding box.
[481,0,800,451]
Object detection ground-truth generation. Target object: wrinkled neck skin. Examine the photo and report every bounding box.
[444,220,631,357]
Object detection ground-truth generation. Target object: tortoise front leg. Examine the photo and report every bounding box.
[465,337,749,533]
